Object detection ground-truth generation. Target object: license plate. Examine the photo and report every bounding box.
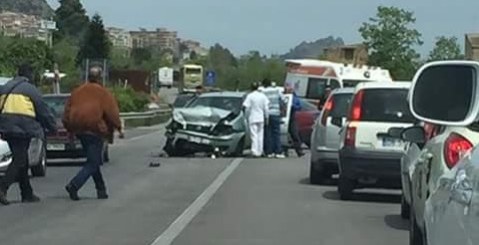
[188,136,210,145]
[382,138,400,147]
[47,144,65,151]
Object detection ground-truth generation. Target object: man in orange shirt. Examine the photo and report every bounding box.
[63,67,123,201]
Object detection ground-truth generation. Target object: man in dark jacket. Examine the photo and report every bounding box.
[63,67,123,201]
[0,64,56,205]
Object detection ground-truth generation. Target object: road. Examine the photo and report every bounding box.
[0,126,408,245]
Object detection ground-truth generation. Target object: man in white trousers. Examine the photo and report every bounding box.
[243,82,269,157]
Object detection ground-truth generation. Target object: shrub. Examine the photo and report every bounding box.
[109,86,149,112]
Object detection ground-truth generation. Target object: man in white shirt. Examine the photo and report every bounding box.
[243,82,269,157]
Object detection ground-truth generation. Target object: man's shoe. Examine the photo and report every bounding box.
[22,194,41,203]
[275,154,286,159]
[65,184,80,201]
[0,191,9,206]
[97,190,109,199]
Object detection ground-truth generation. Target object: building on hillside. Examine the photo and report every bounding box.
[322,44,368,65]
[107,27,132,56]
[465,33,479,60]
[0,11,55,46]
[130,28,179,55]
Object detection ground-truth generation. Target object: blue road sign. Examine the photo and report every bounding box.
[205,70,216,86]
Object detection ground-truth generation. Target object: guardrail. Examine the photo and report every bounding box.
[120,108,172,128]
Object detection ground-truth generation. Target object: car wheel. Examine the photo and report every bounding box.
[232,138,245,157]
[165,139,188,157]
[409,207,426,245]
[310,161,330,185]
[338,174,355,200]
[401,195,410,220]
[31,148,47,177]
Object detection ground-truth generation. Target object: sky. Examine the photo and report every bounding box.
[46,0,479,57]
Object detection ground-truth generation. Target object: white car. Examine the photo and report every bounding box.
[310,88,354,184]
[395,60,479,245]
[0,138,47,177]
[337,81,415,200]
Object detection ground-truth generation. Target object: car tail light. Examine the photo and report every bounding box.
[444,133,473,169]
[349,90,364,121]
[344,126,356,147]
[320,96,334,126]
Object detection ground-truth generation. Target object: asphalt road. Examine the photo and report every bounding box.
[0,126,408,245]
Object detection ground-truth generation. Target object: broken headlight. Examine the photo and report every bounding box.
[211,124,235,136]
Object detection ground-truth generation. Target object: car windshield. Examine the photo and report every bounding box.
[44,96,68,119]
[330,93,353,117]
[188,96,243,112]
[173,94,195,108]
[360,89,414,123]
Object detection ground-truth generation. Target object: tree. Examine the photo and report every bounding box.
[428,36,463,61]
[54,0,90,41]
[359,6,423,80]
[76,14,110,65]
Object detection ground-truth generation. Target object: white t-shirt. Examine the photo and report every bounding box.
[243,90,270,124]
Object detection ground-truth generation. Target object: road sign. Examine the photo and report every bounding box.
[205,70,216,86]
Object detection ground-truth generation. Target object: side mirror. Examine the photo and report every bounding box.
[401,126,426,144]
[387,127,404,139]
[410,61,479,126]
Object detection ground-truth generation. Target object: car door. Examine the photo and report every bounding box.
[424,147,479,245]
[280,94,293,146]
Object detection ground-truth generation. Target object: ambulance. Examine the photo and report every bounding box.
[284,59,393,107]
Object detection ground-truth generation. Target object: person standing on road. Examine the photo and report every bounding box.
[63,67,124,201]
[261,78,287,158]
[285,85,304,157]
[0,64,57,205]
[243,82,269,157]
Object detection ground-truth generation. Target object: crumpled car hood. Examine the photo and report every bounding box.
[173,106,233,126]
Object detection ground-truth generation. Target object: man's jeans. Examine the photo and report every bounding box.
[265,115,282,155]
[69,134,106,191]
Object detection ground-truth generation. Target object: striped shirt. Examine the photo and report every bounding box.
[261,87,285,116]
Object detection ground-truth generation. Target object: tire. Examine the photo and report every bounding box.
[409,207,426,245]
[338,174,355,200]
[31,148,47,177]
[401,195,411,220]
[165,139,188,157]
[309,161,330,185]
[232,138,245,157]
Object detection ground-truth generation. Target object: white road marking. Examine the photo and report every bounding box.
[150,157,244,245]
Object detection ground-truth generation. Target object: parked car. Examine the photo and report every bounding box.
[310,88,354,184]
[391,60,479,245]
[43,94,109,162]
[163,91,294,157]
[295,98,321,147]
[337,81,415,200]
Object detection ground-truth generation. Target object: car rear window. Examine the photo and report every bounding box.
[44,96,69,118]
[330,93,353,117]
[360,89,414,123]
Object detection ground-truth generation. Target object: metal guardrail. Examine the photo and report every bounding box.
[119,108,172,120]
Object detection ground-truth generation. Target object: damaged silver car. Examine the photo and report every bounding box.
[164,92,250,157]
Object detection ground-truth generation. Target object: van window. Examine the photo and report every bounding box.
[306,78,328,99]
[360,89,414,123]
[330,79,341,90]
[330,93,353,118]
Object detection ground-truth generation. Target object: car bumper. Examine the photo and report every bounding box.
[46,141,85,159]
[312,146,339,173]
[168,130,244,154]
[339,147,402,184]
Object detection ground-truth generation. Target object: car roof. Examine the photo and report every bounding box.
[355,81,411,90]
[199,91,246,98]
[331,87,355,95]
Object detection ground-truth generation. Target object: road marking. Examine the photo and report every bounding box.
[150,157,244,245]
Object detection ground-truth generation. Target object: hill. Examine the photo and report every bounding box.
[281,36,344,59]
[0,0,54,18]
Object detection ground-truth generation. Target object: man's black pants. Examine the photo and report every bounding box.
[0,137,33,197]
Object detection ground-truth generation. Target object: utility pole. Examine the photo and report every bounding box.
[53,63,60,94]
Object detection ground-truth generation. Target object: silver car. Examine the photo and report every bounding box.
[164,92,249,156]
[310,88,354,184]
[0,138,47,177]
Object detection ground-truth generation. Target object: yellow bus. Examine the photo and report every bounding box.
[179,64,203,93]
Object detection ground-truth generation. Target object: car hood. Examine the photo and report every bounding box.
[173,106,235,126]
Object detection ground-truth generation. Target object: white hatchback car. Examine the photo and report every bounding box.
[337,81,415,200]
[310,88,354,184]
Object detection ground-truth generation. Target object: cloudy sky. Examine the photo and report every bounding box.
[46,0,479,56]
